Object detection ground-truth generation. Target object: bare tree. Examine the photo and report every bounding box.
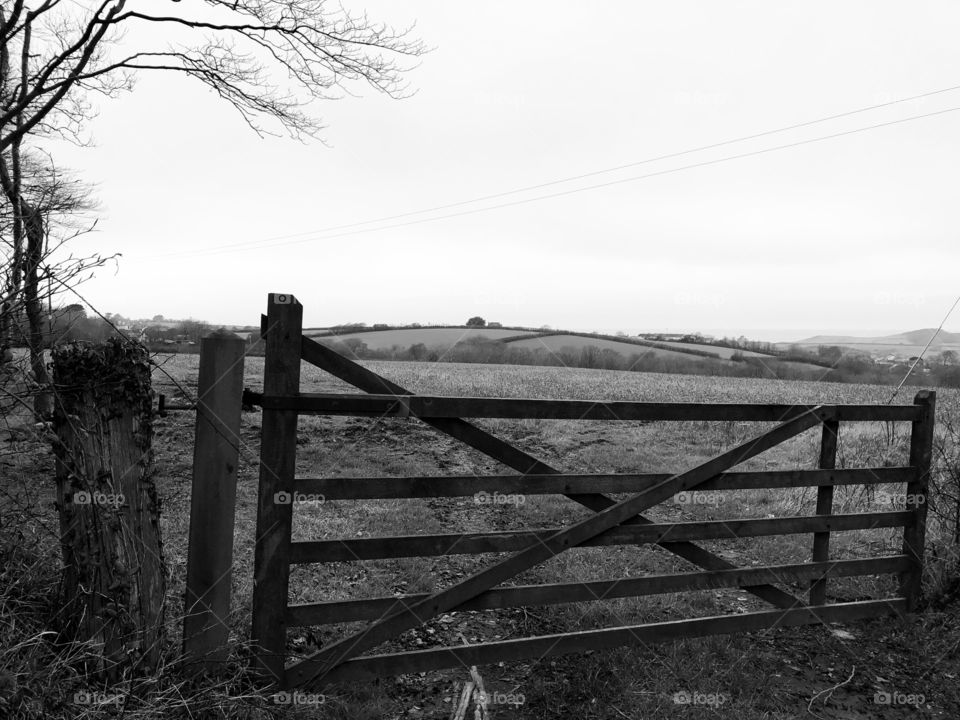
[1,1,424,686]
[0,152,106,417]
[0,1,425,150]
[0,1,423,416]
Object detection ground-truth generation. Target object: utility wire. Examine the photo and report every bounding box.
[889,294,960,402]
[163,103,960,258]
[150,82,960,259]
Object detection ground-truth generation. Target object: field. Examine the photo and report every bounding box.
[6,355,960,718]
[302,328,836,379]
[654,340,776,359]
[498,334,733,363]
[304,327,524,350]
[143,354,960,718]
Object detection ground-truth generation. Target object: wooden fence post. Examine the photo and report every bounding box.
[810,419,839,605]
[251,293,303,685]
[51,340,165,680]
[183,330,247,669]
[900,390,936,611]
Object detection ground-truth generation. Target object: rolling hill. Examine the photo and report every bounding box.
[784,329,960,358]
[304,325,831,376]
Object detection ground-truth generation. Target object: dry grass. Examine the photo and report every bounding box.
[4,354,960,718]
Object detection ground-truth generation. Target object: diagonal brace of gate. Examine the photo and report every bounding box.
[300,336,806,610]
[288,384,833,684]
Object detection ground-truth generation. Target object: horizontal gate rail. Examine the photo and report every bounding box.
[287,555,911,626]
[288,599,905,686]
[288,408,830,684]
[290,511,911,562]
[294,467,916,500]
[253,391,922,422]
[242,296,936,690]
[296,333,805,612]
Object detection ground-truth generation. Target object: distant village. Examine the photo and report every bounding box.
[29,304,257,351]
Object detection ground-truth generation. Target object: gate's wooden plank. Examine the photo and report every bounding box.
[250,295,303,685]
[265,391,921,422]
[287,599,905,687]
[290,511,910,562]
[299,336,804,610]
[287,407,831,684]
[295,467,915,499]
[900,391,936,610]
[810,420,840,604]
[287,555,911,626]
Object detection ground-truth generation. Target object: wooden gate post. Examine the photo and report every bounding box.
[810,419,839,605]
[251,294,303,685]
[900,390,936,611]
[183,330,246,669]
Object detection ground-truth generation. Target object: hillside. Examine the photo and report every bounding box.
[309,326,734,362]
[786,329,960,359]
[503,333,736,363]
[305,326,523,349]
[300,324,840,382]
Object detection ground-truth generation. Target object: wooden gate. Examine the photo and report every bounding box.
[247,293,935,689]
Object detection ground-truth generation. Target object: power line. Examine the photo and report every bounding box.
[150,82,960,259]
[889,294,960,402]
[164,103,960,259]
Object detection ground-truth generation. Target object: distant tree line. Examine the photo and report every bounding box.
[319,336,960,389]
[3,305,212,352]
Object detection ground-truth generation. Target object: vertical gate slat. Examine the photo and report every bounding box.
[251,294,303,684]
[900,390,935,611]
[810,419,839,605]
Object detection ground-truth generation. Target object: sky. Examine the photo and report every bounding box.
[42,1,960,343]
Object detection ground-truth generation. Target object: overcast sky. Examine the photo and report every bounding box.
[45,1,960,342]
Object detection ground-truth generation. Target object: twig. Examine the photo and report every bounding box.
[451,680,474,720]
[807,665,855,715]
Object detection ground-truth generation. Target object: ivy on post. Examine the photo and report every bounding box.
[251,294,303,686]
[183,330,246,671]
[50,339,165,681]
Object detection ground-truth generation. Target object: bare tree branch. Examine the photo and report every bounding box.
[0,0,426,149]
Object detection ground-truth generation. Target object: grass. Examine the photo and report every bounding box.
[502,333,733,363]
[645,340,777,359]
[4,355,960,717]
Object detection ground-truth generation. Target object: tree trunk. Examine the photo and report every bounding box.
[51,339,165,681]
[0,124,50,414]
[20,198,51,418]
